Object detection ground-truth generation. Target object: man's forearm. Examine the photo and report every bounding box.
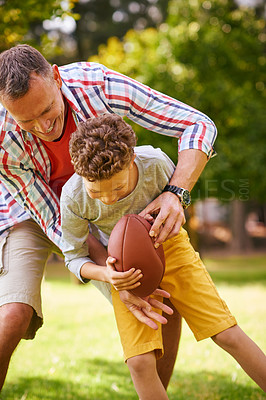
[169,149,208,191]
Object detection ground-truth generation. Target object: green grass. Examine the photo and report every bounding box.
[1,255,266,400]
[205,255,266,285]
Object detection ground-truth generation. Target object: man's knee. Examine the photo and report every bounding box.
[0,303,33,338]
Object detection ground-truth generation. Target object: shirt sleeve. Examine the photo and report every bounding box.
[0,130,62,246]
[102,67,217,158]
[60,186,94,282]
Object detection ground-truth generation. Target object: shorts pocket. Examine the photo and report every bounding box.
[0,237,8,276]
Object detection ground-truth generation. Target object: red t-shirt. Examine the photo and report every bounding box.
[41,103,76,198]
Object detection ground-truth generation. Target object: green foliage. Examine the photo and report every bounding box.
[90,0,266,201]
[0,0,76,57]
[72,0,169,60]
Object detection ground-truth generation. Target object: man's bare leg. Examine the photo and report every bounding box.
[157,298,182,389]
[0,303,33,390]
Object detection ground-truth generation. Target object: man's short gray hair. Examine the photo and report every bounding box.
[0,44,53,102]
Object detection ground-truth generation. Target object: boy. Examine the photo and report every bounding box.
[60,114,266,398]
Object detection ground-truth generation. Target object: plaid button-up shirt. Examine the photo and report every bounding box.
[0,62,217,248]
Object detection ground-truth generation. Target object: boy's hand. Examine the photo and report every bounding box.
[106,256,143,291]
[119,288,173,330]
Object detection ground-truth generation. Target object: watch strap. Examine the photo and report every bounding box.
[162,184,191,209]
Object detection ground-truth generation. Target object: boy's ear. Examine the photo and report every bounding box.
[129,154,136,169]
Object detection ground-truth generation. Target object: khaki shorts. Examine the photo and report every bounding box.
[0,219,112,340]
[112,227,237,361]
[0,219,62,339]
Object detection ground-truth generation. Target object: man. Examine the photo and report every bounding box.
[0,44,217,391]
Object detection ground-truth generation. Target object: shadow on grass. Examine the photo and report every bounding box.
[1,358,265,400]
[169,370,265,400]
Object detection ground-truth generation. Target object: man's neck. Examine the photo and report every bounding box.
[53,99,69,142]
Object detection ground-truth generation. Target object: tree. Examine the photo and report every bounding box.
[72,0,168,60]
[90,0,265,251]
[0,0,75,58]
[90,0,266,204]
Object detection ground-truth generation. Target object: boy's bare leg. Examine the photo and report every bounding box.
[212,325,266,392]
[157,298,182,388]
[127,351,169,400]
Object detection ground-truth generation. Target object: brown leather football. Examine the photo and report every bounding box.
[108,214,165,297]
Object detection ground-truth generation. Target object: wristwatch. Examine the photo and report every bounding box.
[162,184,191,209]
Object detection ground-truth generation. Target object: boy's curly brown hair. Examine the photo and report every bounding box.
[69,114,137,181]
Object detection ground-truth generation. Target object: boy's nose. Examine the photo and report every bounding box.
[101,196,117,205]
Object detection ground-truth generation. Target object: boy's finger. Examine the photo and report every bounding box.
[116,281,141,291]
[106,256,116,265]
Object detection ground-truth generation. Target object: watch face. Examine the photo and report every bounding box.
[182,189,191,207]
[162,185,191,208]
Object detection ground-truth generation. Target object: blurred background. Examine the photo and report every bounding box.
[1,0,265,255]
[1,3,266,398]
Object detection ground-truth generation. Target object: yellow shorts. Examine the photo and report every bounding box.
[111,227,237,361]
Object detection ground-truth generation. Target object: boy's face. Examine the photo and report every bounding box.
[83,160,136,205]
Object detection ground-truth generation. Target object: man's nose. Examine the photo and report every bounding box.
[35,118,51,133]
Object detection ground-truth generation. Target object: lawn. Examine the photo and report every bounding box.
[1,255,266,400]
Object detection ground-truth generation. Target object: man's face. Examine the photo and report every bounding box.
[2,65,65,142]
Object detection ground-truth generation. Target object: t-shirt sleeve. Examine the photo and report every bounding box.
[60,185,93,282]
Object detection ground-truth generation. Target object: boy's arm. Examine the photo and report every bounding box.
[60,190,143,290]
[80,256,143,292]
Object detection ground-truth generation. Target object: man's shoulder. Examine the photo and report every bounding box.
[0,104,20,132]
[59,62,108,88]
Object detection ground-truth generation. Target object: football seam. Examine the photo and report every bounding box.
[122,217,130,272]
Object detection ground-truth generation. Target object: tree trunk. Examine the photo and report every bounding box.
[229,199,252,252]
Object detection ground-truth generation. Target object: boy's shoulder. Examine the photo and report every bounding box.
[135,145,166,158]
[134,145,174,166]
[61,173,84,199]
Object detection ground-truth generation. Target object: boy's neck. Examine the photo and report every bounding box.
[122,161,139,199]
[130,161,139,191]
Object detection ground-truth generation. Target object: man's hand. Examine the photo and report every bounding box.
[139,191,185,248]
[119,288,173,330]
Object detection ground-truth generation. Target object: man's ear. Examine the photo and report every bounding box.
[52,64,62,88]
